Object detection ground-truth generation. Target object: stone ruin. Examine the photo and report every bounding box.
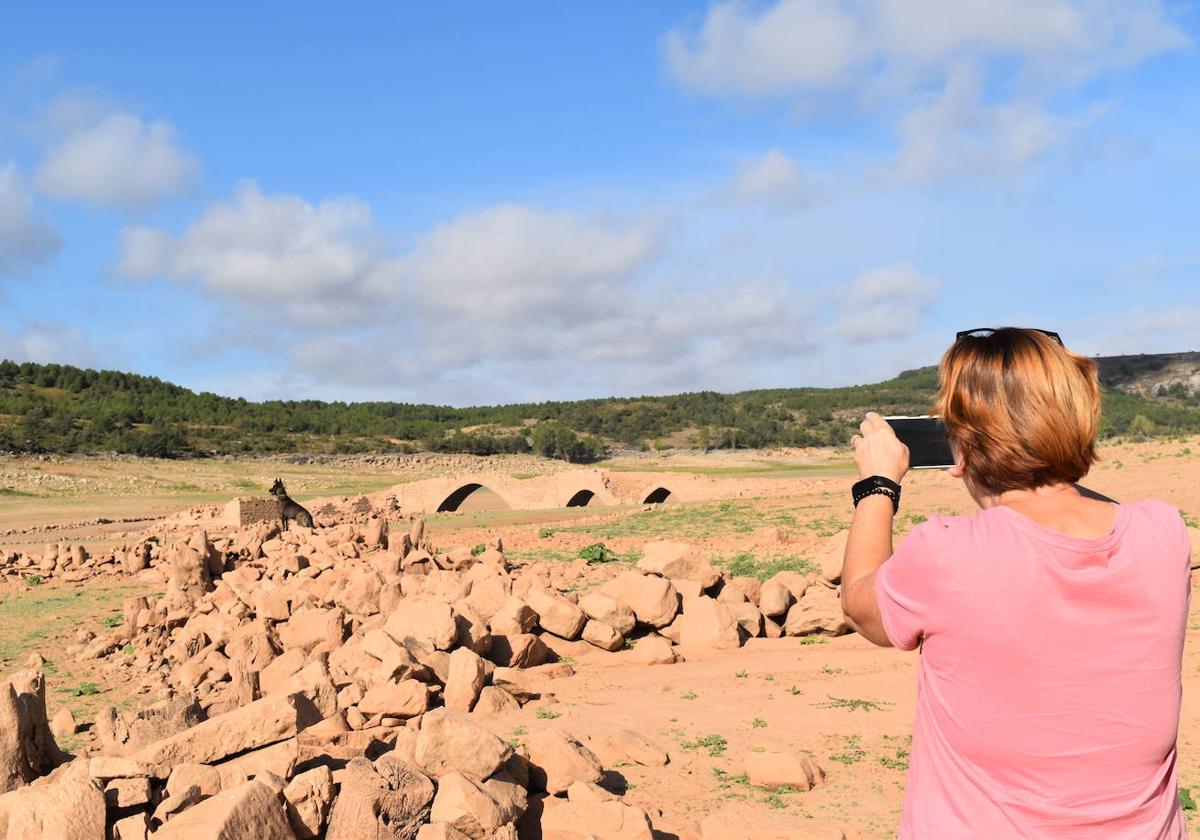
[0,511,860,839]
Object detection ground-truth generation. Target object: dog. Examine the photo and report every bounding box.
[269,478,314,531]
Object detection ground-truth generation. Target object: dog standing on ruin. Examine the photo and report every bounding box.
[269,478,314,531]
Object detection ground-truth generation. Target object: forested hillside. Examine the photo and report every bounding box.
[1,357,1197,459]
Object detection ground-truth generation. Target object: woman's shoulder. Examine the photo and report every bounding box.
[1120,497,1187,530]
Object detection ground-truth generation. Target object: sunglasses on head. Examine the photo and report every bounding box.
[955,327,1063,346]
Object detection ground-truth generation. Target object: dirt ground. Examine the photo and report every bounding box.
[1,437,1198,837]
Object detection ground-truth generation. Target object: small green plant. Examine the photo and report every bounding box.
[787,685,802,696]
[800,637,828,645]
[122,644,135,656]
[1182,511,1199,529]
[470,543,487,556]
[718,552,820,581]
[537,527,555,539]
[880,747,910,771]
[751,717,767,728]
[735,670,748,679]
[828,735,865,765]
[681,733,727,756]
[535,707,561,720]
[623,637,636,650]
[73,683,100,697]
[820,665,842,675]
[1180,787,1197,811]
[908,513,928,525]
[1113,459,1125,470]
[816,695,892,712]
[24,574,43,587]
[762,793,788,809]
[578,542,621,564]
[806,514,848,537]
[103,615,123,628]
[760,674,774,682]
[508,725,527,749]
[557,656,576,666]
[680,690,698,700]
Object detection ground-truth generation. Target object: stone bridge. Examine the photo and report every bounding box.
[381,468,712,514]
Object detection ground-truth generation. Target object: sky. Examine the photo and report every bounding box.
[1,1,1198,407]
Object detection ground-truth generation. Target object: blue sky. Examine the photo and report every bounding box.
[1,1,1198,406]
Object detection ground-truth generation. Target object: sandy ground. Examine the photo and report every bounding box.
[1,436,1198,837]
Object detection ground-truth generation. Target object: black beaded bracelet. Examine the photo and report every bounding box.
[852,475,901,513]
[855,486,898,512]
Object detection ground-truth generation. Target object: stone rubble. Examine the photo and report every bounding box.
[0,511,854,837]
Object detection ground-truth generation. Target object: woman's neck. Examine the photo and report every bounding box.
[974,481,1078,510]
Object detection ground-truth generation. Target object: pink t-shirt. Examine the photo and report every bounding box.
[876,499,1191,839]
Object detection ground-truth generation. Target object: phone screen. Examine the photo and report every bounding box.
[884,416,955,470]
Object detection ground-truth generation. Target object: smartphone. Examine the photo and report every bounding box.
[883,416,956,470]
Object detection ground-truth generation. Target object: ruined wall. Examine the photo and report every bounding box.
[222,497,279,527]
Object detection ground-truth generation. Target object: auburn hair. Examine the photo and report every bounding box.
[933,328,1100,495]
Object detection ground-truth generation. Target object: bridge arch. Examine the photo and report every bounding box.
[641,486,672,504]
[436,483,510,513]
[565,489,595,507]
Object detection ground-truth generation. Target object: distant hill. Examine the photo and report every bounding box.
[0,354,1197,458]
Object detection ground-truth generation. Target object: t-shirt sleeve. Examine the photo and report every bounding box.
[874,522,941,651]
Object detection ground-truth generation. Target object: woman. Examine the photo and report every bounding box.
[841,327,1191,838]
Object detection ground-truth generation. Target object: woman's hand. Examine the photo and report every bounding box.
[850,412,910,483]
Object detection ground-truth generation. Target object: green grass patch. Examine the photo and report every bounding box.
[535,708,561,720]
[557,499,807,541]
[0,486,33,496]
[681,733,728,756]
[829,735,866,765]
[1181,787,1197,811]
[815,695,892,712]
[715,552,820,581]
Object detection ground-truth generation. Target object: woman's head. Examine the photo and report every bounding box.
[933,327,1100,495]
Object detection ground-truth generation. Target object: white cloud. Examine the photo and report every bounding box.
[666,0,1187,97]
[734,149,813,211]
[666,0,1186,181]
[36,112,198,209]
[0,321,93,365]
[118,181,397,326]
[890,66,1070,183]
[835,263,937,341]
[664,0,863,95]
[400,203,662,323]
[0,163,61,275]
[122,184,828,402]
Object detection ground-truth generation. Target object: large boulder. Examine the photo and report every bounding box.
[385,599,459,652]
[284,764,334,839]
[539,782,653,840]
[745,752,826,790]
[598,572,679,628]
[577,592,636,636]
[0,667,65,792]
[357,680,430,718]
[0,760,105,839]
[678,596,743,650]
[429,771,517,840]
[637,541,721,589]
[415,709,513,781]
[525,589,586,641]
[134,692,321,766]
[325,755,435,840]
[153,777,294,839]
[524,730,604,795]
[783,585,849,637]
[444,648,487,713]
